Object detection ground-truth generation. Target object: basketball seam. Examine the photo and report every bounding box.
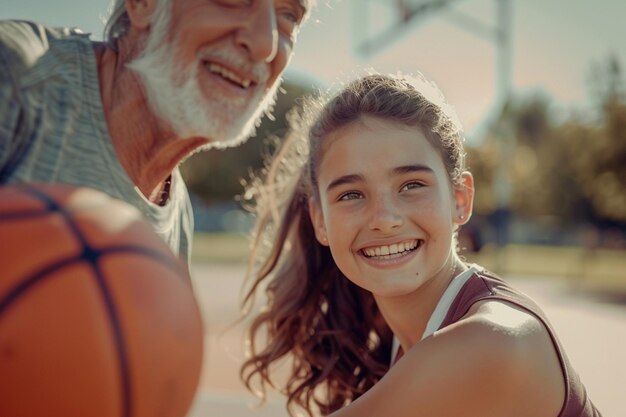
[18,185,132,417]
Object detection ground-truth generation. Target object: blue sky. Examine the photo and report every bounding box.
[3,0,625,136]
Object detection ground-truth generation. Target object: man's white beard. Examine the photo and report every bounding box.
[127,3,279,149]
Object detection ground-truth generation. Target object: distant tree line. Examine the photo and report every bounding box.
[469,55,626,237]
[182,58,626,241]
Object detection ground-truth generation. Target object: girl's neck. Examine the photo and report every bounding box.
[374,255,468,353]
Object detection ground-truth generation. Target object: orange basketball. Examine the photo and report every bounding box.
[0,183,204,417]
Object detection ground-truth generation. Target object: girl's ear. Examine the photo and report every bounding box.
[453,171,475,225]
[125,0,158,30]
[308,198,329,246]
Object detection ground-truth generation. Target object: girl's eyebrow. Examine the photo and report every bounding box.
[392,164,434,176]
[326,174,364,194]
[325,165,434,193]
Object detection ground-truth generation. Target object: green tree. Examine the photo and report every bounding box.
[563,55,626,223]
[469,55,626,229]
[469,92,574,221]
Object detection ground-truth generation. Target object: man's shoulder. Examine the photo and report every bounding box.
[0,20,87,75]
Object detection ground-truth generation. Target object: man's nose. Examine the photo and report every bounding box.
[235,1,279,63]
[367,195,404,233]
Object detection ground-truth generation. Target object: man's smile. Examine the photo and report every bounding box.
[203,61,254,89]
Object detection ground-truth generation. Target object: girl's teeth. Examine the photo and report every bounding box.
[363,240,419,258]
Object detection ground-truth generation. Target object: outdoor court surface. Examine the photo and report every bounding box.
[187,262,626,417]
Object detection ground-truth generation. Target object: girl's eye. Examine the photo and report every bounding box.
[338,191,363,201]
[400,181,425,192]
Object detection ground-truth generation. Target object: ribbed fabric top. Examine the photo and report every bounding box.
[0,20,193,262]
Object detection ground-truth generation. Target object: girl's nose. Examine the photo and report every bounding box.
[367,195,404,233]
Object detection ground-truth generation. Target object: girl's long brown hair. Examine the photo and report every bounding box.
[240,73,466,416]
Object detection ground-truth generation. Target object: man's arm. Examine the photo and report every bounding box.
[0,20,48,179]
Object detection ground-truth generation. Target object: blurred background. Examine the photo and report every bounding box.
[2,1,625,416]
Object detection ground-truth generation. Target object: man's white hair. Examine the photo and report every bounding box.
[104,0,316,46]
[104,0,130,46]
[104,0,170,47]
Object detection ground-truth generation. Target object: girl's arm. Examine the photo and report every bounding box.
[330,301,565,417]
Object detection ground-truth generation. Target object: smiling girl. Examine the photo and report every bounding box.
[240,73,601,417]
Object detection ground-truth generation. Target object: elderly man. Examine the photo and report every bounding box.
[0,0,310,262]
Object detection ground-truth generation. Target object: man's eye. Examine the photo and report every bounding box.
[276,7,303,36]
[278,7,300,23]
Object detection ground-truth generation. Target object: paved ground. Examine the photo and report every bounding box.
[187,263,626,417]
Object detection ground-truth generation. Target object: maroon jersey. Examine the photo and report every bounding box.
[440,269,602,417]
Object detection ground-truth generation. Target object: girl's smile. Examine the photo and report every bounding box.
[358,238,423,271]
[360,238,422,261]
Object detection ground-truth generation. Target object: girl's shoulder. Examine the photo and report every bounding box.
[334,300,566,417]
[424,299,566,416]
[446,295,554,348]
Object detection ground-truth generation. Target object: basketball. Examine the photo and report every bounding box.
[0,183,204,417]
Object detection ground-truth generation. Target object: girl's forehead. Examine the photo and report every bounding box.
[319,117,426,153]
[316,116,446,175]
[319,116,418,156]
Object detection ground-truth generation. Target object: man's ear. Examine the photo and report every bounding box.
[308,198,329,246]
[125,0,158,30]
[453,171,475,225]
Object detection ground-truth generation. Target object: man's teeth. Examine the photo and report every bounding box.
[362,240,419,258]
[206,63,252,88]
